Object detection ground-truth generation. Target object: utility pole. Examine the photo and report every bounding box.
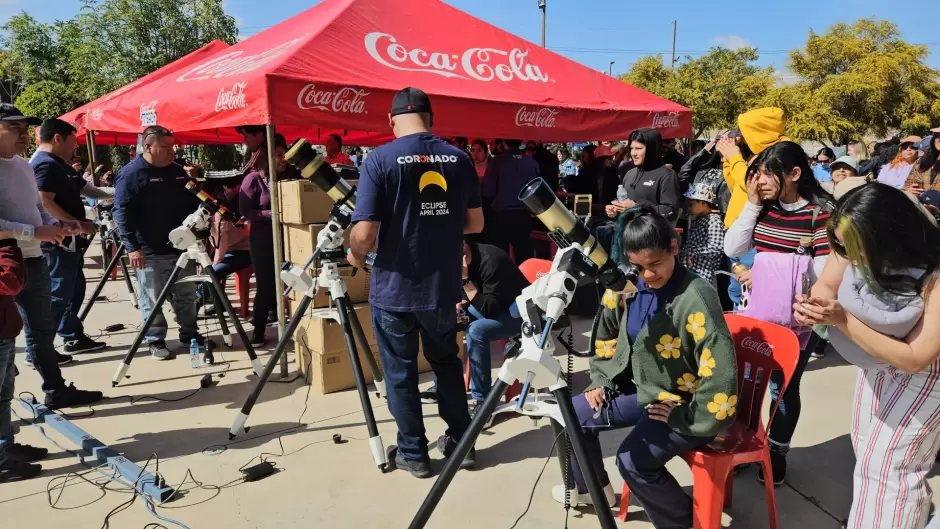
[539,0,546,48]
[671,20,677,70]
[609,61,615,76]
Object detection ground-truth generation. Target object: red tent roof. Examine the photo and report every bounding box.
[76,0,692,142]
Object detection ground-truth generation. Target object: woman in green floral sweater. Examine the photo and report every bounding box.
[553,207,737,529]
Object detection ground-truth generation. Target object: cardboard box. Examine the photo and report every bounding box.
[278,179,357,225]
[283,223,352,264]
[294,303,376,355]
[295,310,466,394]
[286,264,370,307]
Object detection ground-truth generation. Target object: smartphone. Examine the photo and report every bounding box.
[801,275,813,297]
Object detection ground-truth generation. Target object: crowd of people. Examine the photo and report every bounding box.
[4,84,940,529]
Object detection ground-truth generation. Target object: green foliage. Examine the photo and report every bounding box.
[2,0,239,113]
[197,145,243,172]
[623,48,776,138]
[14,80,79,119]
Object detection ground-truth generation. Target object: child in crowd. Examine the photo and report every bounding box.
[680,182,726,286]
[0,232,47,482]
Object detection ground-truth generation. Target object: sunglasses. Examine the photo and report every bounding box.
[902,143,917,151]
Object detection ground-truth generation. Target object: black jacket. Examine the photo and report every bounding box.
[467,242,529,319]
[113,156,202,256]
[621,128,681,221]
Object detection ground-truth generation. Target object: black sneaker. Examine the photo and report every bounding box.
[390,446,432,479]
[187,334,217,350]
[758,450,787,487]
[64,336,107,354]
[0,459,41,483]
[43,383,104,409]
[57,353,74,366]
[811,340,828,359]
[6,443,48,463]
[149,340,172,360]
[419,387,438,405]
[470,402,493,430]
[438,435,476,469]
[250,332,266,347]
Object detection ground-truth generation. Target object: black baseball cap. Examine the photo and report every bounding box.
[0,103,42,127]
[0,104,41,126]
[391,87,432,117]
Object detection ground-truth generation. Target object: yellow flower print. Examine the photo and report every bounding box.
[601,289,620,310]
[686,312,707,342]
[677,373,701,393]
[657,392,683,403]
[594,339,616,359]
[707,393,738,421]
[655,334,681,359]
[698,349,716,377]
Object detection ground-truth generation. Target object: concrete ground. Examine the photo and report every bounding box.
[2,252,938,528]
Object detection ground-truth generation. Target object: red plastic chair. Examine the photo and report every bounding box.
[617,314,801,529]
[233,266,254,318]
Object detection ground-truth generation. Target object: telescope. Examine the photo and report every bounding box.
[284,140,357,212]
[184,180,242,225]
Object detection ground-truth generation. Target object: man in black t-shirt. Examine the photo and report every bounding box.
[349,88,484,478]
[31,119,107,355]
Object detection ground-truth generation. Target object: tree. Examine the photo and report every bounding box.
[622,47,776,138]
[768,18,940,143]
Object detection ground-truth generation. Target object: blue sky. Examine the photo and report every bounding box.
[5,0,939,79]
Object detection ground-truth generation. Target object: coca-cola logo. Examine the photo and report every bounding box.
[651,112,681,129]
[140,101,158,127]
[215,82,248,112]
[515,106,558,128]
[297,84,368,114]
[176,36,308,82]
[364,32,550,83]
[740,336,773,357]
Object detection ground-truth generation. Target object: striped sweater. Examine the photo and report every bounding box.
[753,203,830,257]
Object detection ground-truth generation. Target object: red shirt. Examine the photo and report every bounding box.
[0,241,25,339]
[325,151,353,166]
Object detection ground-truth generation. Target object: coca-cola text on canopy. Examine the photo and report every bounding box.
[364,32,550,83]
[215,82,248,112]
[296,84,369,114]
[651,111,681,129]
[176,35,308,82]
[515,106,559,128]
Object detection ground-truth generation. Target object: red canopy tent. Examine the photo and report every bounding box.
[74,0,691,142]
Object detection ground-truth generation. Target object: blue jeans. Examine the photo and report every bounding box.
[569,391,713,528]
[135,254,198,344]
[767,331,819,450]
[44,241,87,342]
[197,251,252,302]
[372,306,471,461]
[15,258,66,394]
[0,339,16,464]
[464,303,521,402]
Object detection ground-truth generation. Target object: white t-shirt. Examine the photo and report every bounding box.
[0,155,56,258]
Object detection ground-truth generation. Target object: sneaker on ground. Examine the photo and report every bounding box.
[0,459,41,483]
[149,340,172,360]
[438,435,476,470]
[6,443,48,463]
[184,335,217,350]
[64,336,107,354]
[57,353,74,366]
[250,333,266,347]
[419,387,438,405]
[43,383,104,409]
[551,483,617,507]
[470,402,493,430]
[390,446,432,479]
[758,450,787,487]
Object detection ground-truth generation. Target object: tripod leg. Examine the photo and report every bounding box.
[206,277,232,347]
[204,268,262,375]
[552,386,618,529]
[116,244,139,309]
[334,296,387,470]
[345,300,385,398]
[79,241,126,322]
[230,294,312,439]
[111,264,185,386]
[409,379,510,529]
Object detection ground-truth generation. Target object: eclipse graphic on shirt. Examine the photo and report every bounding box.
[419,170,450,217]
[418,170,448,192]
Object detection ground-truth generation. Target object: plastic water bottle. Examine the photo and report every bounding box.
[365,251,377,267]
[189,338,201,369]
[616,185,629,202]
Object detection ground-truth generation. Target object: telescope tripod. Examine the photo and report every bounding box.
[80,226,139,321]
[111,239,264,386]
[229,257,389,472]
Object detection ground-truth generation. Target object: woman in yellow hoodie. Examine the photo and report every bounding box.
[716,107,792,228]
